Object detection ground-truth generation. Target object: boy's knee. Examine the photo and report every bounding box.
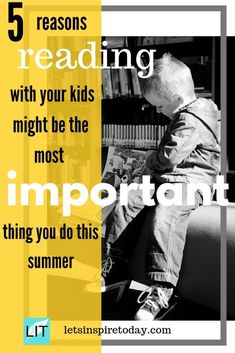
[154,204,178,223]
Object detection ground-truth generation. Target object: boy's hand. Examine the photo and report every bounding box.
[146,114,199,172]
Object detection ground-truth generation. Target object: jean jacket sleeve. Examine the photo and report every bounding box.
[146,114,199,172]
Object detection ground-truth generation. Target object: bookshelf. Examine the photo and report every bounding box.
[47,36,101,189]
[102,99,169,149]
[46,36,221,184]
[102,36,220,151]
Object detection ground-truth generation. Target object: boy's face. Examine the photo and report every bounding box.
[144,92,181,119]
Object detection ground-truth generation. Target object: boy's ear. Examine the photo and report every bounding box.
[176,95,184,105]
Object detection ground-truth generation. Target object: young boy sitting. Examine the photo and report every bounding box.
[100,53,221,320]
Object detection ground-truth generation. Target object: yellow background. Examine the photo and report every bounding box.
[0,0,101,350]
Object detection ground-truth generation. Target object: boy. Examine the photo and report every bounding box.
[95,54,220,320]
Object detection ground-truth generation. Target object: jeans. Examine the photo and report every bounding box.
[105,183,203,287]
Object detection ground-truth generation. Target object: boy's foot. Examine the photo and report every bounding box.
[135,284,174,320]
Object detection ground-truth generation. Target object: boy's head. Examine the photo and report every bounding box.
[140,53,196,118]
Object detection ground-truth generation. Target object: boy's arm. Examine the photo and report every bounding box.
[146,114,199,172]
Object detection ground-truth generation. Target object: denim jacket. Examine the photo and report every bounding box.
[146,98,221,188]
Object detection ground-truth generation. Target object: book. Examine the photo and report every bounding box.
[118,67,129,97]
[104,36,126,48]
[102,123,165,149]
[102,68,113,99]
[110,64,121,98]
[102,146,152,187]
[131,67,142,97]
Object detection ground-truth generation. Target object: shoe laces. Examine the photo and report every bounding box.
[137,286,169,311]
[101,256,113,278]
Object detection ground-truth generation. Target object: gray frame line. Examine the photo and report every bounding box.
[220,5,227,346]
[102,5,227,346]
[102,5,224,11]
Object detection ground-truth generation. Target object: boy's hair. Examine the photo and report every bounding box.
[140,53,195,101]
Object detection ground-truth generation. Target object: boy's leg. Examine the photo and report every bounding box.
[135,183,203,320]
[146,184,202,287]
[105,188,149,244]
[87,188,150,291]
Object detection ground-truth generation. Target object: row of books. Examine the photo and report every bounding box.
[47,129,87,148]
[48,68,98,91]
[48,66,212,101]
[48,156,91,185]
[47,113,91,148]
[49,35,194,52]
[48,36,99,89]
[195,89,212,99]
[103,36,194,48]
[180,56,210,66]
[102,124,168,149]
[102,63,211,100]
[102,67,141,99]
[138,36,194,46]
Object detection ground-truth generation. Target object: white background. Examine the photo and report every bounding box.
[102,1,234,353]
[102,11,221,36]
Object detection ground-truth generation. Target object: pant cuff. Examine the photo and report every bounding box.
[146,271,178,287]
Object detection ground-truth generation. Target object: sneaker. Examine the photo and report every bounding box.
[135,285,174,320]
